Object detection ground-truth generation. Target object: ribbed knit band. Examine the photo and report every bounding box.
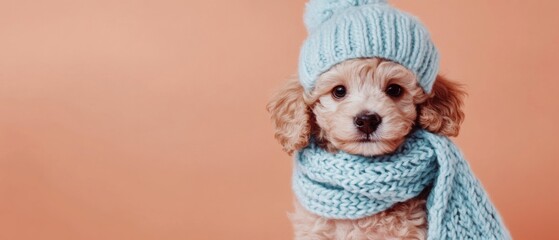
[299,0,439,93]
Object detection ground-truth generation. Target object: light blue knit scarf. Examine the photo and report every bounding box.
[293,129,511,239]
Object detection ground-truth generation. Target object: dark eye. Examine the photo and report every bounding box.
[385,84,403,98]
[331,85,347,99]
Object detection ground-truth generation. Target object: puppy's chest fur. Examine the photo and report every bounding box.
[291,195,428,240]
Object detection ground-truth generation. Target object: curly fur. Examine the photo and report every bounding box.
[267,77,312,155]
[290,197,427,240]
[418,75,466,137]
[268,58,465,239]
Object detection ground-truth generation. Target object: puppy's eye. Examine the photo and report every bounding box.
[331,85,347,99]
[385,84,403,98]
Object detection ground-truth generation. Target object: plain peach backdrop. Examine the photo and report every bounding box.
[1,1,558,239]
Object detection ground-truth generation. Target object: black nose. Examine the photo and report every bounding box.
[354,113,382,134]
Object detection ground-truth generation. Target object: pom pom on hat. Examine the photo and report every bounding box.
[304,0,388,32]
[299,0,440,94]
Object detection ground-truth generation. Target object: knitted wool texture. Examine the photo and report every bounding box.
[293,130,511,239]
[299,0,439,93]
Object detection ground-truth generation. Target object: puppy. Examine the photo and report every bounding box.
[267,58,465,239]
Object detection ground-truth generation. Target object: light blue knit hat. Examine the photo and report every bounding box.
[299,0,439,93]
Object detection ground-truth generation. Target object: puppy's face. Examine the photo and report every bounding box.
[267,57,465,157]
[307,59,426,156]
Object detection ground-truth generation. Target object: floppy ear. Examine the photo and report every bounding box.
[418,75,466,137]
[266,77,312,155]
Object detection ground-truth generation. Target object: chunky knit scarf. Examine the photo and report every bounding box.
[293,130,510,239]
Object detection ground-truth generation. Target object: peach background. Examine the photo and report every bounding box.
[1,0,558,239]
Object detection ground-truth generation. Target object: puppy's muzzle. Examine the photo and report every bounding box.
[354,113,382,134]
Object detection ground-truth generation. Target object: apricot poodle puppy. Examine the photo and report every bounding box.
[267,58,465,239]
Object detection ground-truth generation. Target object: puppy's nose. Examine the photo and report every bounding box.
[354,113,382,134]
